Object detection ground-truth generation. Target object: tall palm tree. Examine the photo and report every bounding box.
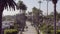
[43,0,52,16]
[0,0,17,34]
[17,1,27,14]
[52,0,58,34]
[46,0,52,16]
[17,1,27,34]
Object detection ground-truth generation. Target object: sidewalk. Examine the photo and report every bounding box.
[23,21,37,34]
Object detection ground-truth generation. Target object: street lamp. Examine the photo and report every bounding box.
[52,0,58,34]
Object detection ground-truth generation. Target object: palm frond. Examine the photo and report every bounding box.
[17,1,27,10]
[4,0,17,10]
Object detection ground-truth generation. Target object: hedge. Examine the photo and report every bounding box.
[51,30,60,34]
[4,29,18,34]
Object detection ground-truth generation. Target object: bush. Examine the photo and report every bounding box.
[57,32,60,34]
[51,30,60,34]
[4,29,18,34]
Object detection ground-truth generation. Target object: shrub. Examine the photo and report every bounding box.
[51,30,60,34]
[4,29,18,34]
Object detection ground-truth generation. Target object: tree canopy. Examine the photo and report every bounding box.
[17,1,27,10]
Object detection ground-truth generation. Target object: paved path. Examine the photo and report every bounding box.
[22,21,37,34]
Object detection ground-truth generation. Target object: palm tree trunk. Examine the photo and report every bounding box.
[54,4,56,34]
[0,11,3,34]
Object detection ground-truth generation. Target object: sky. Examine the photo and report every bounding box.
[3,0,60,16]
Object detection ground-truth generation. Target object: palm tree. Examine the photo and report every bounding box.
[17,1,27,14]
[43,0,52,16]
[52,0,58,34]
[0,0,17,34]
[17,1,27,34]
[38,0,42,10]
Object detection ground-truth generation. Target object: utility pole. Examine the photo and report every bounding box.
[52,0,58,34]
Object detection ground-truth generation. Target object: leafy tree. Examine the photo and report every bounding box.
[57,14,60,18]
[32,7,43,34]
[32,7,43,26]
[48,12,59,21]
[32,7,40,16]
